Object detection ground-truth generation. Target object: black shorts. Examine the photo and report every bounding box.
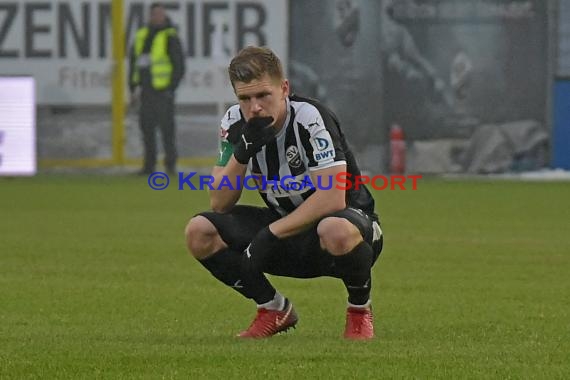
[198,206,383,279]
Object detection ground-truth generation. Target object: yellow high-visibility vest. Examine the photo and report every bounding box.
[132,27,177,90]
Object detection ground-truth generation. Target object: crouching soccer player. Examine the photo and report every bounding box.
[184,46,383,339]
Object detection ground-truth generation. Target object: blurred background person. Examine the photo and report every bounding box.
[129,2,185,175]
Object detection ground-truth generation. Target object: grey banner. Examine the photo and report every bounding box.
[289,0,385,169]
[289,0,548,173]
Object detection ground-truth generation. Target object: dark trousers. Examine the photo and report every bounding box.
[139,90,177,172]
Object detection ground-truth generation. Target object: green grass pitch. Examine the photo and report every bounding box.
[1,175,569,378]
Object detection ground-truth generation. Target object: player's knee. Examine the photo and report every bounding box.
[317,217,362,256]
[184,216,221,259]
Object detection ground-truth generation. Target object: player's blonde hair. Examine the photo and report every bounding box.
[228,46,284,88]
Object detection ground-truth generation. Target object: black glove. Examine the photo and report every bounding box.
[233,116,275,164]
[226,123,243,145]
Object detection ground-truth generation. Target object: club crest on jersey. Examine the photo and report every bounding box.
[286,146,302,168]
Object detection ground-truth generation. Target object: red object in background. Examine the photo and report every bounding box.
[390,124,406,174]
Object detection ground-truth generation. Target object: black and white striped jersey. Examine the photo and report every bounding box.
[218,94,375,217]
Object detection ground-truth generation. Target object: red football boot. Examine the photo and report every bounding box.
[237,300,298,339]
[344,306,374,340]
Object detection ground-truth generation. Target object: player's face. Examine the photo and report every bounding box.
[234,73,289,130]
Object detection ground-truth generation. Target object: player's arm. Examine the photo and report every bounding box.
[242,164,346,266]
[268,164,347,238]
[268,104,348,238]
[209,158,247,213]
[208,127,246,213]
[208,107,247,213]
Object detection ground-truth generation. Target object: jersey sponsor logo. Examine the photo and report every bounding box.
[262,183,313,198]
[315,137,329,151]
[310,130,335,162]
[259,175,315,198]
[285,145,302,168]
[310,129,333,152]
[315,149,335,161]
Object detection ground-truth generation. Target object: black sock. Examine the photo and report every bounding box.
[240,253,276,305]
[332,241,373,305]
[198,248,256,300]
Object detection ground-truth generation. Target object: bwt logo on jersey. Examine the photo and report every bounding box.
[315,137,329,151]
[315,150,335,161]
[310,130,335,162]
